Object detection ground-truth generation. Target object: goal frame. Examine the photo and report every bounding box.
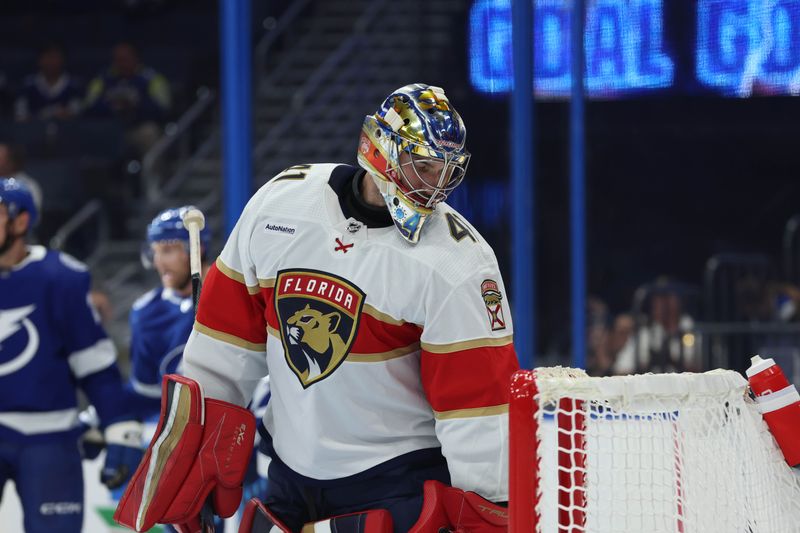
[507,368,800,533]
[511,370,590,532]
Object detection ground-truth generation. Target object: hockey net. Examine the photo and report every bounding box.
[508,368,800,533]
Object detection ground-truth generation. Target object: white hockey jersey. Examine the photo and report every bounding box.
[183,164,518,501]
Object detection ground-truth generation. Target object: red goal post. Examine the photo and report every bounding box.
[508,368,800,533]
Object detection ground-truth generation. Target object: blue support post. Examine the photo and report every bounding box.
[570,0,587,369]
[220,0,252,236]
[511,0,535,369]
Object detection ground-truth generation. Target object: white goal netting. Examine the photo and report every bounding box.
[513,368,800,533]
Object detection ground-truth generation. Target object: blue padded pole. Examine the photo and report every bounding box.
[570,0,587,369]
[511,0,535,369]
[220,0,252,236]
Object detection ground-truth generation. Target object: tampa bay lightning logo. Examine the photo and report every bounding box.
[0,305,39,376]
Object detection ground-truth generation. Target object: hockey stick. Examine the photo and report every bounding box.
[181,208,206,311]
[180,208,217,532]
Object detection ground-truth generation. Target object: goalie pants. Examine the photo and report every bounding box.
[262,446,450,532]
[0,434,84,533]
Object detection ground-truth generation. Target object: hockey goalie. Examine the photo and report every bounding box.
[114,84,518,532]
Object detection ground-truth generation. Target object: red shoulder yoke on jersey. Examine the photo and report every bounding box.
[114,374,256,532]
[409,480,508,532]
[239,498,393,533]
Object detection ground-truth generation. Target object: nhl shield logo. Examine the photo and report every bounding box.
[275,269,365,388]
[481,279,506,331]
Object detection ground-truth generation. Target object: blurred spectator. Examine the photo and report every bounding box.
[608,313,635,361]
[736,277,800,323]
[773,283,800,322]
[0,143,42,213]
[14,44,83,122]
[84,42,171,156]
[586,296,613,376]
[725,277,800,371]
[585,296,637,377]
[613,280,699,374]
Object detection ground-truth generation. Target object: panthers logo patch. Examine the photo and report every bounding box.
[481,279,506,331]
[275,269,365,388]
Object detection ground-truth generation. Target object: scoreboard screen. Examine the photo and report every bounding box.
[469,0,800,97]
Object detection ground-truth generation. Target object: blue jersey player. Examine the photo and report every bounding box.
[0,178,142,533]
[129,208,271,530]
[110,206,210,533]
[125,206,210,423]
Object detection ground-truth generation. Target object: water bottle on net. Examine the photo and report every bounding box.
[746,355,800,466]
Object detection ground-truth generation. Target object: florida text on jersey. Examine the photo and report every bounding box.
[183,164,518,501]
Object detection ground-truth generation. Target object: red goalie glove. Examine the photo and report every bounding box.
[114,374,256,532]
[409,480,508,532]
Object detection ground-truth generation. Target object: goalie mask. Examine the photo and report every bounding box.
[141,205,210,268]
[357,83,470,244]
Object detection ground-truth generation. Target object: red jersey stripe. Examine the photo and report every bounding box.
[264,286,279,330]
[351,313,422,355]
[197,262,268,345]
[421,343,519,412]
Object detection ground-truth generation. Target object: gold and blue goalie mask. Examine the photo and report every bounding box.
[357,83,470,244]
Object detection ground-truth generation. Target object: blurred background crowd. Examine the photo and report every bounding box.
[2,0,800,384]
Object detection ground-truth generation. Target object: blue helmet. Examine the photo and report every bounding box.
[142,206,210,268]
[0,177,38,230]
[147,205,210,246]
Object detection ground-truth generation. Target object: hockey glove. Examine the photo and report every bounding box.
[102,420,144,490]
[409,480,508,532]
[77,406,105,460]
[79,426,106,460]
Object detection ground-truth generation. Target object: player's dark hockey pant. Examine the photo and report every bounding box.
[262,447,450,532]
[0,435,84,533]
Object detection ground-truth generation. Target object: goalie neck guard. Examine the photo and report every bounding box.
[357,83,470,244]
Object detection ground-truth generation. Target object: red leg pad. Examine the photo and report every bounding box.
[114,375,256,532]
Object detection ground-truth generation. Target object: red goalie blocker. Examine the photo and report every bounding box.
[114,375,256,532]
[409,480,508,532]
